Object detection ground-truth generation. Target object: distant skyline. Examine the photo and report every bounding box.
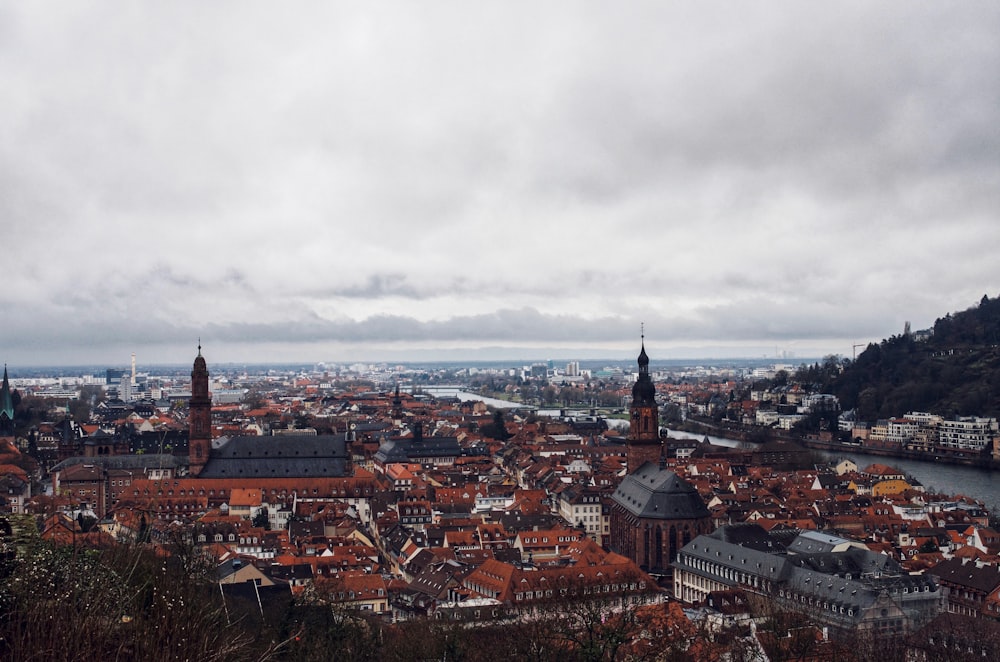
[3,345,823,372]
[1,3,997,367]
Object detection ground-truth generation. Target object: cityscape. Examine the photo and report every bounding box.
[2,330,1000,660]
[3,2,999,660]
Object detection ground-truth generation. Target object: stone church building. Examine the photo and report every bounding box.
[608,338,713,581]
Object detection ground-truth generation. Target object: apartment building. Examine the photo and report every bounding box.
[937,417,998,451]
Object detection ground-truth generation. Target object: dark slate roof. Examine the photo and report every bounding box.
[198,434,350,479]
[675,524,938,617]
[374,435,462,465]
[677,528,795,586]
[217,557,252,582]
[51,454,183,473]
[268,564,313,581]
[786,547,896,578]
[496,512,562,532]
[927,557,1000,593]
[813,473,847,490]
[714,523,788,553]
[289,520,326,542]
[611,461,710,520]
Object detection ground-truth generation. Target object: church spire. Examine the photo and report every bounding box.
[638,324,649,374]
[631,328,655,408]
[0,365,14,437]
[627,331,661,472]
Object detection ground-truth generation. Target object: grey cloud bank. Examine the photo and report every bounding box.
[1,3,997,366]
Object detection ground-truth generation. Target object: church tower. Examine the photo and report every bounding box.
[626,334,662,472]
[0,366,14,438]
[611,333,713,579]
[392,382,404,428]
[188,343,211,476]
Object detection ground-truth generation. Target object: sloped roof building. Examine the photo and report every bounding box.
[673,523,941,636]
[373,421,462,469]
[609,460,713,578]
[198,434,352,479]
[608,338,712,580]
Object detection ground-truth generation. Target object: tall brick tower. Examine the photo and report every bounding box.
[627,335,662,472]
[188,343,211,477]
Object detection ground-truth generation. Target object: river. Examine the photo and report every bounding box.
[433,393,1000,506]
[667,429,1000,508]
[415,388,526,410]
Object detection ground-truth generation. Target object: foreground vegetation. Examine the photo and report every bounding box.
[4,528,1000,661]
[0,521,765,661]
[0,529,722,662]
[0,534,271,661]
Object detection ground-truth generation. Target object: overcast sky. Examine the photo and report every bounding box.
[2,2,998,367]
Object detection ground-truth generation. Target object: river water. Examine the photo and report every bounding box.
[418,388,525,410]
[434,393,1000,507]
[668,430,1000,508]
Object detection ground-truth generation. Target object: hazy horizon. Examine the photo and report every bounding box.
[3,345,841,373]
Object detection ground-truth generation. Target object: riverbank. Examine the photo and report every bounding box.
[674,420,1000,505]
[797,437,1000,470]
[678,418,1000,471]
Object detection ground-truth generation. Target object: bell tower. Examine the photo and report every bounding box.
[188,342,211,476]
[627,332,662,472]
[0,366,14,439]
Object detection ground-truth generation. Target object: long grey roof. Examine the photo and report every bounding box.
[611,461,710,520]
[199,434,350,478]
[713,522,790,552]
[674,524,939,617]
[374,435,462,465]
[786,547,896,579]
[51,454,183,473]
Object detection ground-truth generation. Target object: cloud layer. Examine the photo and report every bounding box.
[1,3,998,365]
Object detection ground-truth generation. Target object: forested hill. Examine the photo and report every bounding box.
[828,294,1000,421]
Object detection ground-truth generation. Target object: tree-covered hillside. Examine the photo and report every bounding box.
[830,295,1000,421]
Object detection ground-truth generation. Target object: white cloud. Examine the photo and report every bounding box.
[0,2,997,365]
